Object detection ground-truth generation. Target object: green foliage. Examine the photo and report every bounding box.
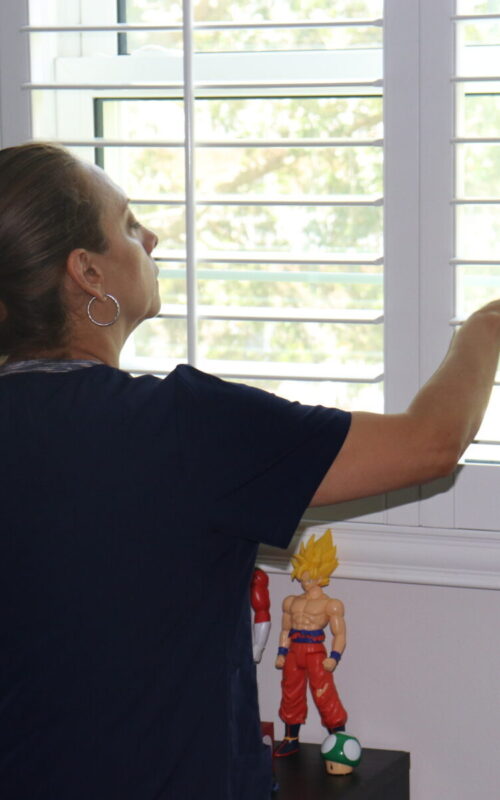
[124,0,382,54]
[113,0,386,404]
[106,91,384,386]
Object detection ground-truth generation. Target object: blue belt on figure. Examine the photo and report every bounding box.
[289,629,325,644]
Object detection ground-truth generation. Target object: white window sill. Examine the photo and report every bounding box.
[258,520,500,590]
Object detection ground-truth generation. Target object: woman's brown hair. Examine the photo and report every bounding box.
[0,142,107,358]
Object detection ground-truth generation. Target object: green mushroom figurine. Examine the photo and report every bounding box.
[320,732,362,775]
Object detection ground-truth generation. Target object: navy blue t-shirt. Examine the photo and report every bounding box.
[0,363,351,800]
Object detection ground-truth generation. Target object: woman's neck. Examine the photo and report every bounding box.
[6,344,118,368]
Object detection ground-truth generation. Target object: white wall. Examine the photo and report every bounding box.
[257,571,500,800]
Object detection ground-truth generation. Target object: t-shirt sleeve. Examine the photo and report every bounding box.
[173,365,351,549]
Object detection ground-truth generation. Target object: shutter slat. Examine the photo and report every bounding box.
[22,19,383,33]
[130,194,384,207]
[23,79,384,91]
[156,304,383,324]
[155,252,383,266]
[54,138,384,149]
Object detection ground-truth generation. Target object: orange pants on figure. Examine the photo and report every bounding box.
[279,634,347,730]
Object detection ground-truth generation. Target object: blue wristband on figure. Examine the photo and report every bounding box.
[330,650,342,662]
[278,647,289,656]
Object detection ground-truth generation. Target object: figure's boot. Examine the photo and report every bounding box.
[328,724,346,734]
[273,724,301,758]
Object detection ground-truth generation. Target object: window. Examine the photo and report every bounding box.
[455,1,500,464]
[26,0,385,415]
[1,0,500,587]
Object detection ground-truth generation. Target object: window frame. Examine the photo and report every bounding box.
[1,0,500,589]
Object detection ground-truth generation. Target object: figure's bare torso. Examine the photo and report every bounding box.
[276,573,346,673]
[284,591,340,631]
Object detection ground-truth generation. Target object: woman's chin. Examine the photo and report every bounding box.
[147,296,162,320]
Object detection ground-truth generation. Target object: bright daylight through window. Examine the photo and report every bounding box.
[28,0,384,413]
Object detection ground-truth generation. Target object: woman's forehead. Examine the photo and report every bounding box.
[84,162,127,210]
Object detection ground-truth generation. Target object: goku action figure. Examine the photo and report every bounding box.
[274,530,347,758]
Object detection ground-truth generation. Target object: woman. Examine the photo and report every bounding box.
[0,143,499,800]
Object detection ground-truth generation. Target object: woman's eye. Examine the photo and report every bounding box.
[128,219,141,231]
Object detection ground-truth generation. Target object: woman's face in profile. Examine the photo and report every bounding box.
[84,164,161,331]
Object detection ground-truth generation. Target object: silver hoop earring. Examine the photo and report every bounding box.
[87,294,121,327]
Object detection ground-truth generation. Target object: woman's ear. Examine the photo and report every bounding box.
[65,248,105,300]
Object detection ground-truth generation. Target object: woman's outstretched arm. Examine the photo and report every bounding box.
[311,300,500,506]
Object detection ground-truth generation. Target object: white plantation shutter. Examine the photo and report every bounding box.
[453,3,500,465]
[21,0,385,416]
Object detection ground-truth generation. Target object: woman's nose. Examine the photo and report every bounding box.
[145,229,158,254]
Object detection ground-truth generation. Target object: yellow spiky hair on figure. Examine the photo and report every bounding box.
[290,529,338,587]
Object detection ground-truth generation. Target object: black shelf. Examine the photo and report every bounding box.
[273,744,410,800]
